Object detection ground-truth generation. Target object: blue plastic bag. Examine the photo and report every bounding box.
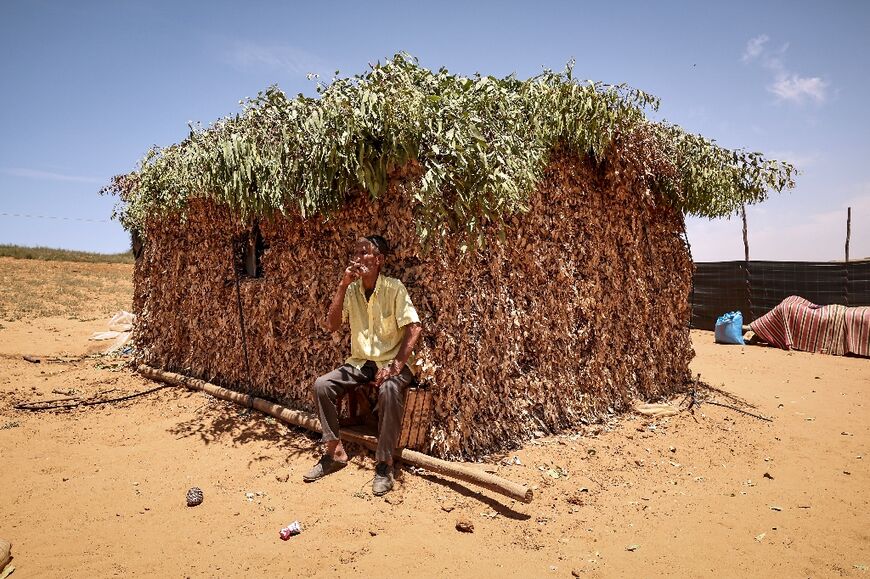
[714,311,745,345]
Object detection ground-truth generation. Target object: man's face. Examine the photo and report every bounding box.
[352,239,382,274]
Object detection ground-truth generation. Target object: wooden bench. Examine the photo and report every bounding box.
[336,381,433,451]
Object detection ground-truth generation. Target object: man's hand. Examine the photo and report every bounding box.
[326,263,361,332]
[376,322,421,384]
[341,261,362,286]
[374,359,404,385]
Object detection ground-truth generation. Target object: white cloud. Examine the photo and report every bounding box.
[768,74,829,104]
[0,167,103,184]
[740,35,829,105]
[225,42,326,75]
[742,35,769,62]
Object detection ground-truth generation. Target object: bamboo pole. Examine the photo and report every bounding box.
[138,365,534,503]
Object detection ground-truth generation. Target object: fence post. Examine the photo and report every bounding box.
[845,207,851,263]
[845,207,851,306]
[742,206,752,322]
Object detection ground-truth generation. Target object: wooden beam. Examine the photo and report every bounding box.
[138,365,533,503]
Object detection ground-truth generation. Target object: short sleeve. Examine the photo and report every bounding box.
[341,289,350,325]
[394,281,420,328]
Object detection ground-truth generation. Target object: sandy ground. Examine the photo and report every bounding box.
[0,259,868,578]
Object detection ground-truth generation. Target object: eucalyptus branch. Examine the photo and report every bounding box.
[103,53,796,243]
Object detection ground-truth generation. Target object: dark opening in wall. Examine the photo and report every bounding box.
[234,221,267,278]
[131,229,144,260]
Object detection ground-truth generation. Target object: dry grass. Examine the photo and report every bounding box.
[0,256,133,321]
[134,155,693,459]
[0,244,134,264]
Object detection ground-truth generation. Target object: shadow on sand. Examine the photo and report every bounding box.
[164,388,318,462]
[162,387,530,515]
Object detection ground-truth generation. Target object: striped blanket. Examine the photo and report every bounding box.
[750,296,870,357]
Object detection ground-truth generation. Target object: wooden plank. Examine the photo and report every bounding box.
[415,390,433,449]
[408,387,426,449]
[398,387,418,448]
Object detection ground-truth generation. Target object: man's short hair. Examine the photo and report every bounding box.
[364,235,389,256]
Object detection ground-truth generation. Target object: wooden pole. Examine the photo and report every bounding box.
[138,365,534,503]
[845,206,852,306]
[846,207,851,263]
[741,205,751,322]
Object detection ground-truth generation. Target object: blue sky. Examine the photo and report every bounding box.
[1,0,868,260]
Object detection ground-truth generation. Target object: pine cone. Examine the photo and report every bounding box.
[186,487,204,507]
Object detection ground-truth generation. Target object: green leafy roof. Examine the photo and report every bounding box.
[103,54,795,243]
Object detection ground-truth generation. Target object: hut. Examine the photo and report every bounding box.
[105,55,795,459]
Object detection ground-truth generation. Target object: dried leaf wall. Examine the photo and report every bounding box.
[133,154,693,459]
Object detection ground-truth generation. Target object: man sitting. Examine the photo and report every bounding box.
[304,235,423,496]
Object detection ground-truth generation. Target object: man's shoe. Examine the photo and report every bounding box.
[372,462,394,496]
[302,455,347,482]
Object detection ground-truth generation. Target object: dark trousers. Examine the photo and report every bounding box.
[313,361,414,463]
